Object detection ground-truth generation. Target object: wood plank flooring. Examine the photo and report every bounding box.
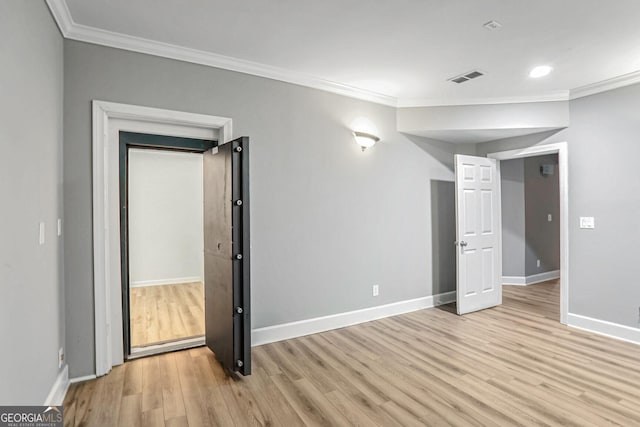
[65,280,640,426]
[130,282,204,348]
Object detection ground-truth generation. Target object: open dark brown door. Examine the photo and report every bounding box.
[203,137,251,375]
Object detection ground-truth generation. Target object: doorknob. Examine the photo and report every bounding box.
[459,241,468,247]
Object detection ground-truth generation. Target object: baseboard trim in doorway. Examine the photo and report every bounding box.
[567,313,640,345]
[503,270,560,286]
[130,276,203,287]
[252,291,456,346]
[70,374,97,384]
[44,364,69,406]
[129,336,206,359]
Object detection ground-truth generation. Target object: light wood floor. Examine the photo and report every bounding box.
[130,282,204,348]
[65,280,640,426]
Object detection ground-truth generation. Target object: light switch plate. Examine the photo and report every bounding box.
[58,347,64,369]
[580,217,595,229]
[547,214,552,222]
[57,218,62,236]
[39,222,45,245]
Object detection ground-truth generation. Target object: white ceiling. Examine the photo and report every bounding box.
[60,0,640,106]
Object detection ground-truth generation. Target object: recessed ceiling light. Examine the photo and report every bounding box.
[529,65,552,78]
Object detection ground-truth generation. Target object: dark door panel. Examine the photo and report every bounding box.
[203,137,251,375]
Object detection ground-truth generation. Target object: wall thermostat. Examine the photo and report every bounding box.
[540,164,554,176]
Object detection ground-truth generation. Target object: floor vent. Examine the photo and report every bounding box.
[448,70,485,84]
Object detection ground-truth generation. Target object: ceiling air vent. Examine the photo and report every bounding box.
[448,70,485,84]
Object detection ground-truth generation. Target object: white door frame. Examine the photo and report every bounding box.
[487,142,569,325]
[92,100,232,376]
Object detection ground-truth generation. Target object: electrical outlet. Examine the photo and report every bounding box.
[372,285,379,297]
[58,347,64,369]
[537,259,541,268]
[548,214,552,222]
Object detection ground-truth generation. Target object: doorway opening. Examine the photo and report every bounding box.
[92,102,252,377]
[117,129,251,375]
[120,131,215,359]
[499,153,561,321]
[488,142,569,324]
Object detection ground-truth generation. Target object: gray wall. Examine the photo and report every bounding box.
[430,181,456,295]
[478,83,640,329]
[524,154,560,276]
[500,155,560,278]
[128,149,204,285]
[500,159,526,276]
[64,40,460,377]
[0,1,65,404]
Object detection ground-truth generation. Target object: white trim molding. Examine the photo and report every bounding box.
[568,313,640,346]
[45,0,396,107]
[252,291,456,346]
[488,142,569,325]
[92,100,232,377]
[70,374,97,384]
[130,276,203,288]
[503,270,560,286]
[398,92,570,108]
[44,365,69,406]
[46,0,640,109]
[570,70,640,100]
[45,0,73,35]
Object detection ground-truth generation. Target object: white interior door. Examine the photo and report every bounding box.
[455,155,502,315]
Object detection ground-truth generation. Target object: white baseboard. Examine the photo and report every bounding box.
[503,270,560,286]
[70,374,97,384]
[567,313,640,345]
[44,364,69,406]
[130,276,202,287]
[252,291,456,346]
[502,276,527,285]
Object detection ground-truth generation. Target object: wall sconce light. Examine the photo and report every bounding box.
[353,131,380,151]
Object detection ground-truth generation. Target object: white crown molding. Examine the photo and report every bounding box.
[45,0,397,107]
[45,0,73,35]
[46,0,640,109]
[569,69,640,100]
[397,92,570,108]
